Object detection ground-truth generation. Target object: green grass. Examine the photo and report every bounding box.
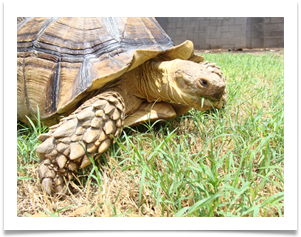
[17,110,48,181]
[17,52,284,217]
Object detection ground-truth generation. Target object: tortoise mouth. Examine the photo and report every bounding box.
[195,94,226,111]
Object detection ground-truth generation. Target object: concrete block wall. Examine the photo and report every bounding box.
[263,17,284,48]
[156,17,284,50]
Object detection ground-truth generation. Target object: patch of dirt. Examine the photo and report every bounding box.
[195,48,284,56]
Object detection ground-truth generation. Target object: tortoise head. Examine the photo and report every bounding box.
[169,59,226,111]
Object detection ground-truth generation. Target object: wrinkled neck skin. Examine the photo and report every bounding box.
[98,60,174,116]
[102,59,186,116]
[134,59,186,105]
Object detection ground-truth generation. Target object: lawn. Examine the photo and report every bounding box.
[17,50,284,217]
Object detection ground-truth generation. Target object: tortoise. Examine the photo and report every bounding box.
[17,17,226,195]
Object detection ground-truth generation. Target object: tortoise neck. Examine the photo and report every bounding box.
[138,59,184,104]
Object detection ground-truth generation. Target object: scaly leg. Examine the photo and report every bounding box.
[36,91,125,195]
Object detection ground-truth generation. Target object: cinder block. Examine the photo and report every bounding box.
[190,32,200,40]
[265,17,271,24]
[194,41,209,49]
[229,38,241,45]
[176,21,184,28]
[229,38,247,48]
[181,27,189,34]
[252,37,264,48]
[265,23,278,31]
[222,18,235,25]
[264,38,277,47]
[264,31,270,37]
[252,23,264,31]
[222,44,235,49]
[188,21,196,27]
[198,25,206,32]
[234,17,247,25]
[223,31,235,38]
[203,32,211,39]
[217,25,229,32]
[206,25,217,32]
[277,23,284,30]
[183,21,190,28]
[240,38,247,45]
[229,25,242,32]
[271,17,284,23]
[169,21,177,29]
[277,38,284,46]
[200,20,210,26]
[211,19,222,26]
[241,24,248,32]
[217,38,229,45]
[270,31,284,37]
[191,26,197,33]
[234,43,247,49]
[176,28,183,34]
[210,31,223,38]
[188,24,194,32]
[194,17,206,21]
[252,30,264,38]
[205,38,216,45]
[234,31,246,37]
[198,32,208,39]
[264,42,270,48]
[171,17,178,22]
[251,17,265,24]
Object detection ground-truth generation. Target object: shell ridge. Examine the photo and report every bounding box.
[17,17,31,30]
[22,54,30,116]
[102,17,122,43]
[139,17,160,48]
[150,17,175,46]
[34,17,59,49]
[53,60,61,113]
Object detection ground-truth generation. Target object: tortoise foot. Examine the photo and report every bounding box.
[38,157,70,195]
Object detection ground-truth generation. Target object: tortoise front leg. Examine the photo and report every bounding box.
[123,101,191,127]
[36,92,125,195]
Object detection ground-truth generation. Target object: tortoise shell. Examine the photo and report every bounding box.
[17,17,203,123]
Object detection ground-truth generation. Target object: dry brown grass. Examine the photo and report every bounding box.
[18,156,163,217]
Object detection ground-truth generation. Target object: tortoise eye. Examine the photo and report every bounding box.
[201,79,208,85]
